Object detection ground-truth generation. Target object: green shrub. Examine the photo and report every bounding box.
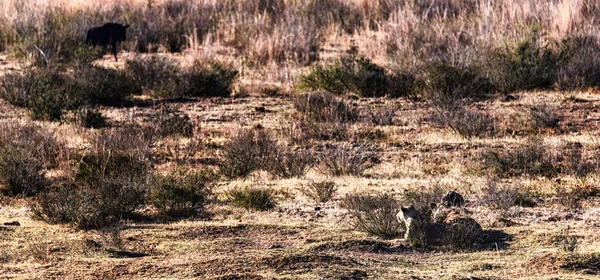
[418,61,495,108]
[226,187,276,211]
[341,193,403,239]
[486,35,558,93]
[300,180,338,203]
[298,55,391,97]
[0,148,49,196]
[150,169,214,217]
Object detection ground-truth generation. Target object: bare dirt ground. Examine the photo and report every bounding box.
[1,78,599,279]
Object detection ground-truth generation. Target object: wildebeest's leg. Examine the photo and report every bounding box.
[112,41,118,62]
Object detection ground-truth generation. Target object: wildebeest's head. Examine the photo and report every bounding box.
[85,22,130,61]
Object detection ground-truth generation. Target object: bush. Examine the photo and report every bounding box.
[226,187,276,211]
[125,57,238,99]
[219,128,278,179]
[486,35,558,93]
[418,61,496,108]
[153,106,194,138]
[293,92,359,123]
[34,126,153,229]
[341,193,403,239]
[529,103,562,130]
[0,148,49,196]
[480,178,520,210]
[77,108,108,129]
[300,180,338,203]
[298,55,391,97]
[556,36,600,90]
[265,148,315,179]
[150,169,214,217]
[1,65,140,120]
[480,138,558,178]
[125,56,182,97]
[430,106,496,138]
[183,61,238,98]
[0,122,64,169]
[318,144,377,176]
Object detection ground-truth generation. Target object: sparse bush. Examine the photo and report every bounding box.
[293,92,359,123]
[126,57,237,99]
[37,126,154,229]
[0,148,49,196]
[431,107,496,138]
[219,128,278,179]
[226,187,275,211]
[1,65,139,120]
[480,178,519,210]
[529,103,562,130]
[365,105,396,126]
[341,193,403,239]
[298,55,391,97]
[0,122,64,169]
[153,106,194,138]
[125,55,181,97]
[401,183,446,218]
[301,180,338,203]
[556,36,600,90]
[480,138,558,178]
[318,144,377,176]
[265,148,315,178]
[150,169,214,217]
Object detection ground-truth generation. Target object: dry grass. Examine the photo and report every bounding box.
[0,0,599,279]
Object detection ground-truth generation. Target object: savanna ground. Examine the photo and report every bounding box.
[1,0,600,279]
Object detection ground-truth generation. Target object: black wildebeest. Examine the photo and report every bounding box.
[86,22,130,61]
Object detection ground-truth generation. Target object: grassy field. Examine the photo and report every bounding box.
[1,0,600,279]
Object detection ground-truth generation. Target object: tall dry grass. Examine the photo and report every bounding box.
[1,0,600,87]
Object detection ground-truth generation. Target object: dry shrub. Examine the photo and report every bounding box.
[529,103,562,130]
[419,154,451,176]
[480,178,520,210]
[479,138,558,178]
[152,106,194,138]
[219,128,278,179]
[76,108,108,129]
[318,144,377,176]
[365,104,396,126]
[34,125,153,229]
[0,122,64,169]
[400,182,446,218]
[265,148,315,179]
[226,187,276,211]
[150,169,214,217]
[341,193,403,239]
[293,92,359,124]
[0,148,49,196]
[301,180,338,203]
[431,106,496,138]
